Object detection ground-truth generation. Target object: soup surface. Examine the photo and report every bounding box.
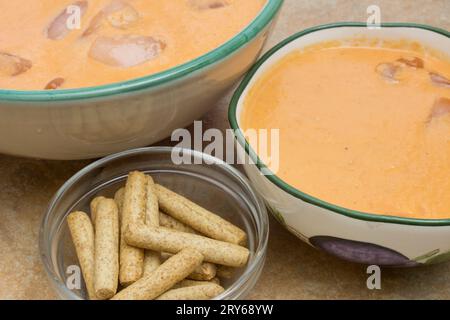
[241,40,450,219]
[0,0,265,90]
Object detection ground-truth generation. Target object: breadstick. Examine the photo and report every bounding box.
[143,251,161,277]
[94,198,119,299]
[217,265,235,279]
[173,278,220,289]
[90,196,105,224]
[156,283,224,300]
[159,212,198,234]
[111,248,203,300]
[143,175,161,276]
[145,176,159,226]
[161,252,216,280]
[67,211,96,300]
[189,262,217,281]
[125,225,249,267]
[120,171,147,286]
[117,184,153,282]
[155,184,246,245]
[114,188,125,213]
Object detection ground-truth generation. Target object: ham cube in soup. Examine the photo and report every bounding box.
[376,57,426,84]
[0,52,32,77]
[83,0,139,37]
[189,0,229,10]
[429,97,450,121]
[46,1,88,40]
[397,57,424,69]
[89,35,165,67]
[106,0,139,29]
[45,77,65,90]
[82,11,105,37]
[375,63,400,83]
[430,72,450,88]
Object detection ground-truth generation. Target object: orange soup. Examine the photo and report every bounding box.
[0,0,265,90]
[241,41,450,219]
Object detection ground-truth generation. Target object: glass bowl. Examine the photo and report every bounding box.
[39,147,268,300]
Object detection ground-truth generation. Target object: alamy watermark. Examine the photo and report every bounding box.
[66,4,83,30]
[366,265,381,290]
[367,4,382,29]
[66,265,82,290]
[171,121,280,176]
[65,263,383,293]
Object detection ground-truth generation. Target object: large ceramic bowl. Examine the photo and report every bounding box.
[229,22,450,267]
[0,0,283,160]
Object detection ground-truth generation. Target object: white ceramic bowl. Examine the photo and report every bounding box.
[0,0,283,160]
[230,23,450,267]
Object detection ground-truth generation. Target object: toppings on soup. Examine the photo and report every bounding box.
[0,0,265,90]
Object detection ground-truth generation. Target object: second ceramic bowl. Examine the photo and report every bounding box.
[229,22,450,267]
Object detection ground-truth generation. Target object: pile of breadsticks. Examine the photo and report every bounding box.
[67,171,249,300]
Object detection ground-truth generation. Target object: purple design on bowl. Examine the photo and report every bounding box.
[309,236,420,267]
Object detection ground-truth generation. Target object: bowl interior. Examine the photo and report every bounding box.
[41,148,268,299]
[235,24,450,127]
[0,0,283,102]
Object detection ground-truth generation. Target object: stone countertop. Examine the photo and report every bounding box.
[1,0,450,300]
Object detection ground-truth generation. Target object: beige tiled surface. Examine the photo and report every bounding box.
[0,0,449,300]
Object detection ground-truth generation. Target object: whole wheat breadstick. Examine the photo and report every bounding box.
[173,278,220,289]
[120,171,147,286]
[143,251,161,277]
[94,198,119,299]
[145,176,159,226]
[143,175,161,276]
[125,225,249,267]
[156,283,224,300]
[217,265,235,279]
[111,248,203,300]
[161,252,216,280]
[90,196,105,224]
[189,262,217,281]
[159,212,198,234]
[67,211,96,300]
[114,188,125,214]
[155,184,246,245]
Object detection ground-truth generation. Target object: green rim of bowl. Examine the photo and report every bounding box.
[229,22,450,227]
[0,0,284,102]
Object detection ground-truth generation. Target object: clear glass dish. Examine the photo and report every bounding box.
[39,147,268,300]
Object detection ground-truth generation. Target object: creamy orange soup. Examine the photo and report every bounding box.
[0,0,265,90]
[242,40,450,219]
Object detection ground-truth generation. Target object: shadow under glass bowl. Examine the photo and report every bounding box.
[39,147,268,300]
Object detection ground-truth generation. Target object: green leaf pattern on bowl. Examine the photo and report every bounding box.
[413,249,440,263]
[266,204,311,244]
[412,248,450,265]
[267,204,286,226]
[422,251,450,265]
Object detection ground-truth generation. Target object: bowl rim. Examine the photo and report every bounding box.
[228,22,450,227]
[0,0,284,102]
[39,146,269,300]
